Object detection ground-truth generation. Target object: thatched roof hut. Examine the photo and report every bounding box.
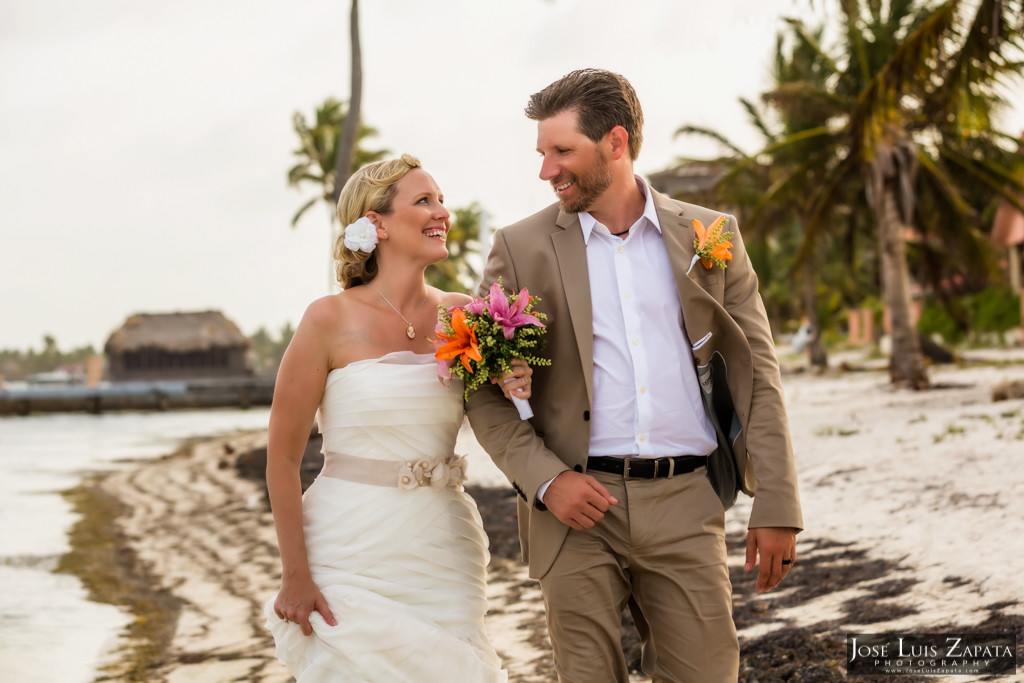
[105,311,252,381]
[648,161,736,213]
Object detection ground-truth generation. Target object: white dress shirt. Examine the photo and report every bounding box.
[537,177,717,501]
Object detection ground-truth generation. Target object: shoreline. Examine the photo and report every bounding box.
[59,353,1024,681]
[59,470,185,681]
[66,431,293,682]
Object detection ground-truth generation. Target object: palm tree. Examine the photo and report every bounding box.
[287,97,388,289]
[288,0,385,292]
[333,0,363,206]
[677,26,838,367]
[730,0,1023,388]
[288,98,388,228]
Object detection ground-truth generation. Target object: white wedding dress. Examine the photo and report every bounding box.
[265,351,506,682]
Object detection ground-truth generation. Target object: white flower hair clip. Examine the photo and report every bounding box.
[343,216,378,253]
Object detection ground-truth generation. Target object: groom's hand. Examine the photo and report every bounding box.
[744,526,798,593]
[544,471,618,530]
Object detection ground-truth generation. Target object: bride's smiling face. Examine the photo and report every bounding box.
[375,168,451,263]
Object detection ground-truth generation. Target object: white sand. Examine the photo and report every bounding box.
[93,348,1024,681]
[759,353,1024,634]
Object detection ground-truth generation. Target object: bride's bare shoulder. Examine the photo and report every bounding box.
[297,290,381,361]
[300,290,370,330]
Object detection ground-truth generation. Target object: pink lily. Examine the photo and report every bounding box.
[485,283,545,339]
[436,357,455,384]
[432,316,456,384]
[463,298,487,315]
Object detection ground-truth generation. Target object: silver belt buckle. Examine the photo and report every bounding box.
[623,457,632,479]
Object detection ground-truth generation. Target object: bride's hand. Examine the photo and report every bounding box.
[274,572,338,636]
[492,358,532,401]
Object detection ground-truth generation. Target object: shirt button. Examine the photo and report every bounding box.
[632,338,639,345]
[624,292,632,299]
[617,246,625,254]
[638,434,646,442]
[639,386,646,393]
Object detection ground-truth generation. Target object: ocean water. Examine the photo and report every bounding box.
[0,408,272,683]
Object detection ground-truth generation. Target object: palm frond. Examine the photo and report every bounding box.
[839,0,873,84]
[798,154,860,268]
[751,125,840,157]
[781,17,842,75]
[762,80,850,116]
[290,196,321,228]
[888,0,917,28]
[739,97,777,143]
[914,147,975,217]
[744,158,820,229]
[675,125,749,158]
[867,0,884,26]
[931,0,1021,118]
[852,0,961,150]
[940,146,1024,213]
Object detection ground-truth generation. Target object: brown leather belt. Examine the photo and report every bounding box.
[586,455,708,479]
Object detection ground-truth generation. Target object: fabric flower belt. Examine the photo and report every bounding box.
[321,451,468,490]
[397,454,469,490]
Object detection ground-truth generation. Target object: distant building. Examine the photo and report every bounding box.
[648,161,735,214]
[105,311,252,382]
[27,365,85,385]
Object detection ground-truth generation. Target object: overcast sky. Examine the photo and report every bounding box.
[2,0,1022,351]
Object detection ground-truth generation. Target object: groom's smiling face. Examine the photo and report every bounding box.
[536,109,612,214]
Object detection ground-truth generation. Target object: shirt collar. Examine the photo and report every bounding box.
[579,175,662,245]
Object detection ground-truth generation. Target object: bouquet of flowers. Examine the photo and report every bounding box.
[433,281,551,419]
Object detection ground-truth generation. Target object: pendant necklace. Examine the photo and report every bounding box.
[368,285,428,339]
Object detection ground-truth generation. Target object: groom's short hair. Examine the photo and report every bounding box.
[525,69,644,161]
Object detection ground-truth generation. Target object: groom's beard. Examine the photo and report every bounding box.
[554,149,613,214]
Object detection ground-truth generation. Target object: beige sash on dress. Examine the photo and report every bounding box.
[321,451,468,490]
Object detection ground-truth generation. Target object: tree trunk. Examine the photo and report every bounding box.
[327,206,339,293]
[877,184,929,389]
[803,260,828,368]
[332,0,362,207]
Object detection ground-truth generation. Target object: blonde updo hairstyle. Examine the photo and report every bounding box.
[334,153,422,289]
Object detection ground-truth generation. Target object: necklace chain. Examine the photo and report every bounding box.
[368,285,428,339]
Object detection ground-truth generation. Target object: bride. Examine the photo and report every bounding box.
[264,154,526,682]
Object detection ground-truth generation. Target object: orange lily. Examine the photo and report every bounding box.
[693,215,734,270]
[434,307,483,373]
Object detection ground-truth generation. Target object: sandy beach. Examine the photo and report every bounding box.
[68,348,1024,682]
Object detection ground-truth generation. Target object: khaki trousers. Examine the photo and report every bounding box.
[538,467,739,683]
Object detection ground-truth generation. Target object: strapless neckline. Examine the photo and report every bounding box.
[316,349,462,466]
[329,350,435,376]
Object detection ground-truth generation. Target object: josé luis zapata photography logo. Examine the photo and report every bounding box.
[847,633,1016,676]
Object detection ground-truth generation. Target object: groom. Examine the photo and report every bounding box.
[466,69,802,682]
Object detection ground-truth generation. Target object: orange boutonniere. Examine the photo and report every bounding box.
[692,215,734,270]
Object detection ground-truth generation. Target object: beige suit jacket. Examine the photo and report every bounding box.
[466,189,803,579]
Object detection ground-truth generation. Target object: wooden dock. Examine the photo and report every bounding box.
[0,377,275,415]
